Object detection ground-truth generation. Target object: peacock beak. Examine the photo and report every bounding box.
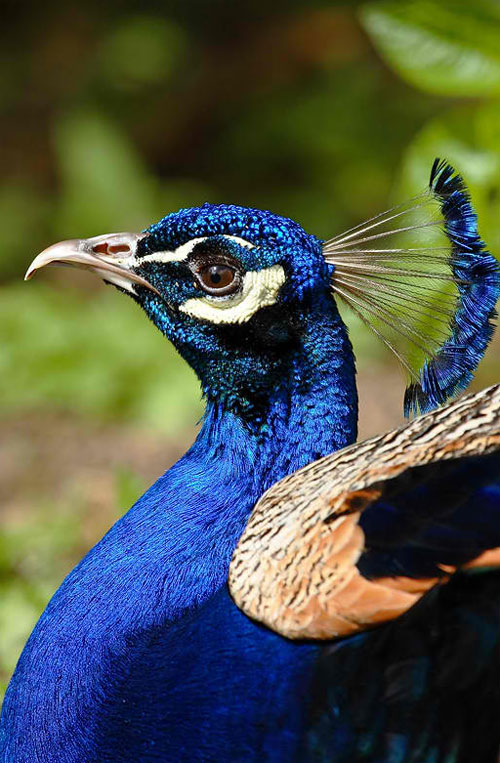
[25,232,161,297]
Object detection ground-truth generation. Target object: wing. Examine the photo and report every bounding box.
[228,384,500,639]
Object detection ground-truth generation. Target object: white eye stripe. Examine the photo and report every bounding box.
[139,237,208,265]
[180,264,285,325]
[135,234,255,266]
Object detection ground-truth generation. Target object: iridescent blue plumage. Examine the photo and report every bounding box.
[404,159,500,415]
[2,162,500,762]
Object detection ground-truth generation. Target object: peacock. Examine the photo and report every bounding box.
[1,159,500,761]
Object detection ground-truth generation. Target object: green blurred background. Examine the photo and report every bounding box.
[1,0,500,698]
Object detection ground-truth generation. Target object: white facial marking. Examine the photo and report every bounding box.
[180,264,285,324]
[139,237,208,265]
[135,234,255,267]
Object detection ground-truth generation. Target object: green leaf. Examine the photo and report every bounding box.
[361,0,500,96]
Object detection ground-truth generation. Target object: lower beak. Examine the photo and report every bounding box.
[25,232,161,297]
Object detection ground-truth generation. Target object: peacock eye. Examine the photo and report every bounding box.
[196,263,240,296]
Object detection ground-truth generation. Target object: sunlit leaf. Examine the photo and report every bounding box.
[361,0,500,96]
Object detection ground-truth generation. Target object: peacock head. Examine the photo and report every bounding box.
[25,161,500,417]
[25,204,338,412]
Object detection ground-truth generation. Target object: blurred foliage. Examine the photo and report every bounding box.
[0,284,201,429]
[1,0,500,699]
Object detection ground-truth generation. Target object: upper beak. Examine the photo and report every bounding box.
[25,232,161,297]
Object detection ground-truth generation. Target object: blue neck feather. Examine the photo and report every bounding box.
[201,296,358,452]
[1,295,356,759]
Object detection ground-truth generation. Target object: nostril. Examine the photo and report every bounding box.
[87,233,142,260]
[91,242,132,257]
[92,243,109,255]
[109,244,131,254]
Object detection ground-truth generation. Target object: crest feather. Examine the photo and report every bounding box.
[323,159,500,416]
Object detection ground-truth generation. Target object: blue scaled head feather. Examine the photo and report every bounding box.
[136,206,339,422]
[323,159,500,416]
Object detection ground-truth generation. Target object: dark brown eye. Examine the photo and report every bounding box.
[196,264,239,295]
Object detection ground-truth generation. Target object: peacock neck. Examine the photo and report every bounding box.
[198,300,358,493]
[0,300,358,760]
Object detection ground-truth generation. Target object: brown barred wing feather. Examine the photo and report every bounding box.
[228,384,500,640]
